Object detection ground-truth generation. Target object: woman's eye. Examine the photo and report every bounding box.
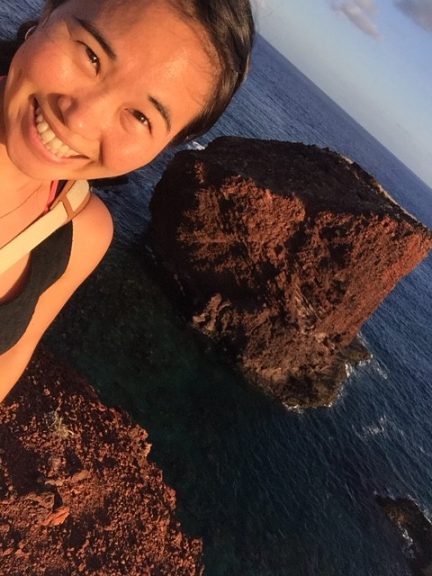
[86,47,100,72]
[79,43,100,73]
[131,110,151,129]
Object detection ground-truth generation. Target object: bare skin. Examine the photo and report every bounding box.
[0,0,216,400]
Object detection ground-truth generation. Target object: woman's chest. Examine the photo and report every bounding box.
[0,254,30,303]
[0,198,47,304]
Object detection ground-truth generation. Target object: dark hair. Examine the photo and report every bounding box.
[0,22,36,75]
[5,0,254,145]
[168,0,255,144]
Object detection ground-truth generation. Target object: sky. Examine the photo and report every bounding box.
[255,0,432,188]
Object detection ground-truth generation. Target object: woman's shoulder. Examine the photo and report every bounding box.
[34,189,114,300]
[68,192,114,278]
[26,190,113,324]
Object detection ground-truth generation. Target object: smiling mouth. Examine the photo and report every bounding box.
[34,102,81,159]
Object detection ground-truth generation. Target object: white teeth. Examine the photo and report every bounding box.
[34,105,79,158]
[40,131,55,144]
[59,144,70,155]
[50,138,63,151]
[37,121,49,134]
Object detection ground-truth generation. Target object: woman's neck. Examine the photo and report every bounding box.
[0,144,51,222]
[0,142,47,196]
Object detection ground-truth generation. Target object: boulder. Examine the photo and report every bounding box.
[149,137,432,407]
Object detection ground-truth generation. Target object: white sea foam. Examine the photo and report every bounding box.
[283,403,304,414]
[345,363,355,379]
[400,528,415,557]
[362,415,389,438]
[370,358,389,380]
[185,140,205,151]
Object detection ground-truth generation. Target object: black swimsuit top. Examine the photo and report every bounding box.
[0,222,73,354]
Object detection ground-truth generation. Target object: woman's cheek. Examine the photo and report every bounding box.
[103,140,159,174]
[18,29,76,90]
[103,146,143,174]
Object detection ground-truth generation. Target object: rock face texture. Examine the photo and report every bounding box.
[0,348,203,576]
[376,496,432,576]
[150,137,432,407]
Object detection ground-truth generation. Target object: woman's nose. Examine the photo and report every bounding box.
[57,92,111,137]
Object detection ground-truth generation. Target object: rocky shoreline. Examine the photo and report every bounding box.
[0,347,203,576]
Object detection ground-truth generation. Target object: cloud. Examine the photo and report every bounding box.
[331,0,380,38]
[356,0,377,13]
[394,0,432,32]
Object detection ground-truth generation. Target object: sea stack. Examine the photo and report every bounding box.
[149,137,432,407]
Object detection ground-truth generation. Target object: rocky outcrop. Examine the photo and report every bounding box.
[376,496,432,576]
[149,137,432,407]
[0,347,203,576]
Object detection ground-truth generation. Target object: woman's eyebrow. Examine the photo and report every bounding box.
[73,17,117,61]
[148,96,172,133]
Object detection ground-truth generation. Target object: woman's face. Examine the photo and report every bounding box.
[2,0,215,181]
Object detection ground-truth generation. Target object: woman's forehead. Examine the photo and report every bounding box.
[54,0,184,32]
[52,0,215,63]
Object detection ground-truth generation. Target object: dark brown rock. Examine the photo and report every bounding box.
[376,496,432,576]
[0,347,203,576]
[149,137,432,407]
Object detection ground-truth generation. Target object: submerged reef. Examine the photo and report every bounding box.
[149,136,432,408]
[376,496,432,576]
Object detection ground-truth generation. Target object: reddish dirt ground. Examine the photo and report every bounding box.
[0,347,203,576]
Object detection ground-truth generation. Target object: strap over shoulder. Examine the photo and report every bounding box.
[0,180,91,275]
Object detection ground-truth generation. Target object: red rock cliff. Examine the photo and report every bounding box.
[149,137,432,407]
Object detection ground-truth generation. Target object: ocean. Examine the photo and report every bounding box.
[2,3,432,575]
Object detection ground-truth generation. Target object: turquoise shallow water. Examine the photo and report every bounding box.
[2,3,432,575]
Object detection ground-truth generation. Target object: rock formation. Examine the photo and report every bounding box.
[0,347,203,576]
[149,137,432,407]
[376,496,432,576]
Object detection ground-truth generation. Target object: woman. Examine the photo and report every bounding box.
[0,0,254,399]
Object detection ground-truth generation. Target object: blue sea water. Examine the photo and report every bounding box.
[2,4,432,575]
